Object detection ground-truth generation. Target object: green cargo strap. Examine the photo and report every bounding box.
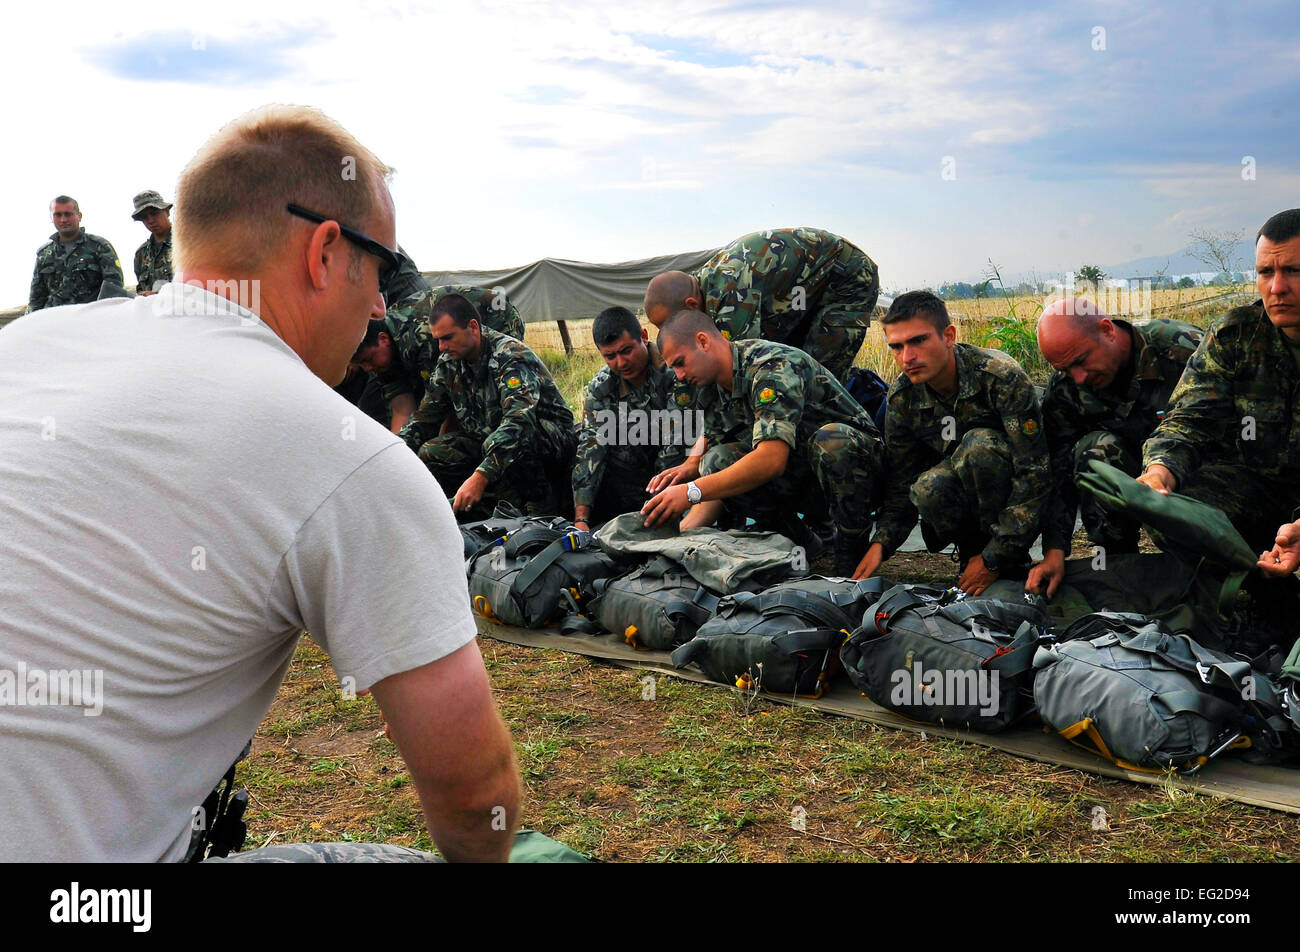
[727,590,855,633]
[511,530,590,596]
[771,627,847,656]
[559,613,604,636]
[979,622,1044,678]
[1281,637,1300,682]
[502,524,572,560]
[870,585,942,635]
[670,639,706,668]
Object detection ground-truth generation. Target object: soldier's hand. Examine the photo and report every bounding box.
[851,543,885,581]
[1026,548,1066,599]
[452,471,489,512]
[1258,521,1300,578]
[646,458,699,495]
[957,554,998,596]
[1136,464,1176,495]
[641,484,690,528]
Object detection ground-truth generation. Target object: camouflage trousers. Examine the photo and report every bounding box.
[789,246,879,383]
[417,425,577,515]
[700,423,883,534]
[1153,462,1299,558]
[205,842,442,863]
[1072,429,1142,551]
[912,428,1019,558]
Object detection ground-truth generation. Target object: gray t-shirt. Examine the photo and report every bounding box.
[0,283,477,861]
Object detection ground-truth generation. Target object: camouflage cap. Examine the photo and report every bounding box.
[131,190,172,220]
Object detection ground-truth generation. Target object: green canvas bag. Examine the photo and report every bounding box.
[840,584,1052,732]
[670,578,887,698]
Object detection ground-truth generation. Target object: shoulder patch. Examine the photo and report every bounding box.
[507,376,522,389]
[758,387,778,404]
[675,391,693,406]
[1021,419,1039,437]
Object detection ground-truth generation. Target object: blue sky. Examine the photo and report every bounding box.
[2,0,1297,306]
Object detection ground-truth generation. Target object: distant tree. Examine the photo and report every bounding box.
[1076,265,1106,285]
[1187,228,1246,281]
[1177,276,1196,289]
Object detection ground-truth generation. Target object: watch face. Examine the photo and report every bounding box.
[687,484,701,504]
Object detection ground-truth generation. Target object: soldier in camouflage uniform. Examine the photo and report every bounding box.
[1027,298,1203,596]
[643,227,879,382]
[642,309,884,575]
[572,307,687,531]
[400,293,576,516]
[1145,210,1300,562]
[130,190,174,294]
[28,196,124,311]
[354,284,525,434]
[379,244,431,310]
[855,291,1049,594]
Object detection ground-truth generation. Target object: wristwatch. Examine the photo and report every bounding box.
[686,481,703,505]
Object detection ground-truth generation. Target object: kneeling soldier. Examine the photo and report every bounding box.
[572,306,687,532]
[854,291,1049,594]
[642,308,884,576]
[399,294,576,516]
[1029,297,1202,596]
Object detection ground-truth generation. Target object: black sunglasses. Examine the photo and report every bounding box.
[286,203,403,277]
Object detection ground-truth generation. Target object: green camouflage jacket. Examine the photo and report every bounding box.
[696,227,870,342]
[132,232,173,293]
[685,338,879,451]
[28,229,124,310]
[1041,318,1202,550]
[871,342,1049,567]
[572,342,686,508]
[377,285,527,402]
[399,327,574,483]
[379,244,430,308]
[1143,300,1300,487]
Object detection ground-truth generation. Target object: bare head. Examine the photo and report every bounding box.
[657,308,729,386]
[174,104,393,274]
[1037,297,1128,389]
[171,105,398,385]
[644,271,702,327]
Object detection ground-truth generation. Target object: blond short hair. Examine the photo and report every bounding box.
[174,104,393,273]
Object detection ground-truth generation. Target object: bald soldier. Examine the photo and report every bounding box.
[1027,298,1202,597]
[642,309,884,576]
[643,227,879,382]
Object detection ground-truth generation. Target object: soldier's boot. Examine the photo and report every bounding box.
[832,529,871,578]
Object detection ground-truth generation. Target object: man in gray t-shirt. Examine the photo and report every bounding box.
[0,106,520,862]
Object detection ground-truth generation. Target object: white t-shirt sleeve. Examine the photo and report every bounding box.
[267,443,478,690]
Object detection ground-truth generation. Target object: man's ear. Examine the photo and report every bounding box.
[305,220,345,291]
[1097,318,1115,341]
[943,324,958,346]
[640,325,649,344]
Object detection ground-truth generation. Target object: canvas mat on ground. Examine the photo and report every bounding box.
[475,615,1300,816]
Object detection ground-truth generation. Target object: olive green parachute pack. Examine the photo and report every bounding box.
[1033,612,1299,773]
[584,555,723,651]
[671,577,890,698]
[466,513,617,629]
[839,583,1053,732]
